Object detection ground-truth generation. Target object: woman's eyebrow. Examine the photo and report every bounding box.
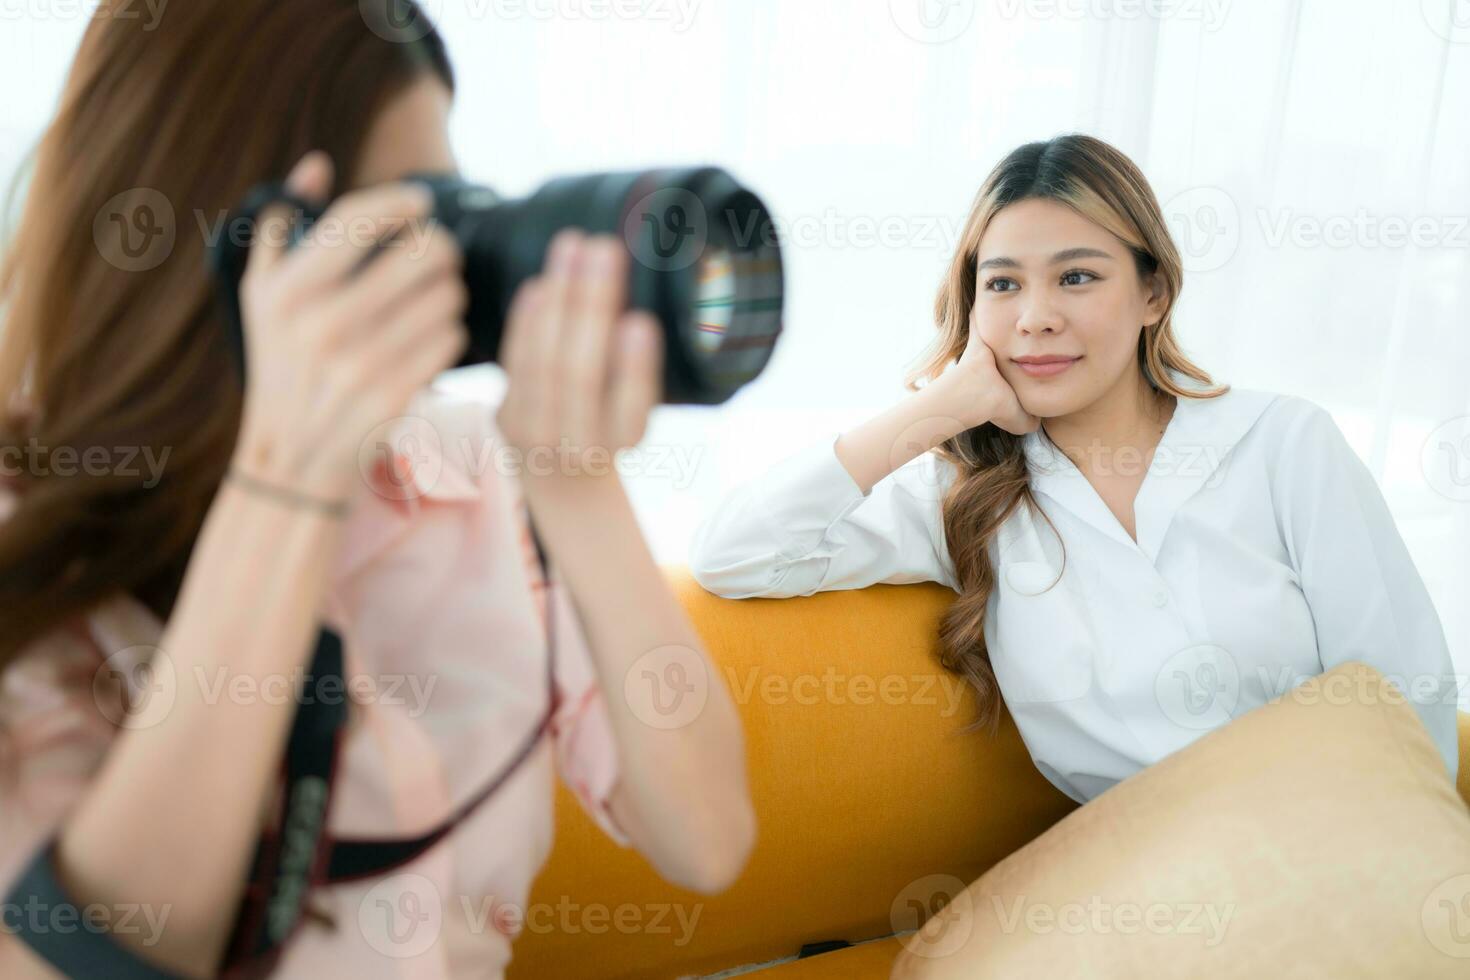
[976,247,1116,271]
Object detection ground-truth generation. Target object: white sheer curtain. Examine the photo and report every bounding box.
[4,0,1468,691]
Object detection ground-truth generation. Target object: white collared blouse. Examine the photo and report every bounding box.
[688,370,1460,801]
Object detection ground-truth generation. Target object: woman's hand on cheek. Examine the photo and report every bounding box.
[926,308,1040,437]
[495,230,664,484]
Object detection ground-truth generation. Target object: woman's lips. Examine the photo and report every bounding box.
[1014,356,1081,378]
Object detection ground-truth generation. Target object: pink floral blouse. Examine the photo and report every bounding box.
[0,384,631,979]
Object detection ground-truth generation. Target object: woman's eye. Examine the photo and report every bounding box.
[985,270,1098,292]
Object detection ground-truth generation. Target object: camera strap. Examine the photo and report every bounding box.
[6,517,559,979]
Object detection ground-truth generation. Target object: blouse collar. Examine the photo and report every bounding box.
[1020,366,1279,563]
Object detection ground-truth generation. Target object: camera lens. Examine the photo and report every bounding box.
[410,166,785,405]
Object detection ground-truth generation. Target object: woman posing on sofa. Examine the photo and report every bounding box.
[690,132,1458,803]
[0,3,752,977]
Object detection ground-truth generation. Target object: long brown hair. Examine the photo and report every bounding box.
[907,133,1226,733]
[0,0,454,670]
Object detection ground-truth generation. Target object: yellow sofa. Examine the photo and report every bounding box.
[508,569,1470,979]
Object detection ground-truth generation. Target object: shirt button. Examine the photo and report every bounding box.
[1151,589,1169,608]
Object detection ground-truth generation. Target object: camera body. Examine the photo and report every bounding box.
[209,167,785,405]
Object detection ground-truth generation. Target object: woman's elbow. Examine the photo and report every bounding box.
[687,526,769,599]
[667,796,757,895]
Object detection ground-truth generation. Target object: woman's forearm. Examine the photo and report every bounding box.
[522,471,755,894]
[49,470,346,976]
[835,376,973,495]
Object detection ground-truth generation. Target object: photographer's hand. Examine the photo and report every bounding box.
[495,230,661,475]
[495,230,755,895]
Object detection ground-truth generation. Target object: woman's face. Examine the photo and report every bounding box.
[350,74,458,189]
[971,196,1167,419]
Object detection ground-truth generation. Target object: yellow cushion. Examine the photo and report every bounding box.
[891,660,1470,978]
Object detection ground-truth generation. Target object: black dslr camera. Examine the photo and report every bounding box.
[208,166,785,404]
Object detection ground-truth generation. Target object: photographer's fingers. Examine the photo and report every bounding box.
[311,225,462,351]
[526,231,582,417]
[274,181,436,304]
[562,236,627,448]
[499,277,541,396]
[357,271,470,384]
[606,311,662,451]
[243,151,332,283]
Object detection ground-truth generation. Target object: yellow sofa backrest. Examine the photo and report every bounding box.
[509,569,1078,979]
